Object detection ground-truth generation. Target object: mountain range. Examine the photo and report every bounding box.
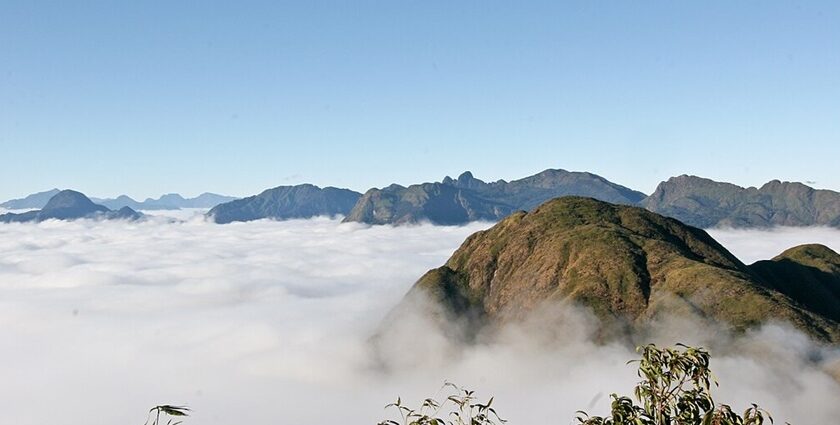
[342,170,645,225]
[91,192,238,210]
[7,170,840,228]
[1,190,236,211]
[339,170,840,227]
[642,175,840,228]
[394,197,840,343]
[0,190,142,223]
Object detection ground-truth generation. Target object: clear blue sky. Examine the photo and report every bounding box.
[1,1,838,201]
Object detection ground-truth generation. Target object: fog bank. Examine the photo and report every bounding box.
[0,218,838,424]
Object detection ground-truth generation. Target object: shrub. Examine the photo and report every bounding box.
[576,344,773,425]
[377,382,505,425]
[145,405,190,425]
[379,344,778,425]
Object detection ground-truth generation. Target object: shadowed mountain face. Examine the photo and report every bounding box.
[0,189,61,209]
[208,184,361,224]
[342,181,516,226]
[0,190,142,223]
[642,175,840,228]
[399,197,840,343]
[751,244,840,323]
[343,169,646,225]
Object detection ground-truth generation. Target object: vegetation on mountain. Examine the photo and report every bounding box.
[401,197,840,342]
[750,244,840,323]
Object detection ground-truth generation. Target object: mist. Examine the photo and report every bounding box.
[1,217,838,425]
[708,226,840,264]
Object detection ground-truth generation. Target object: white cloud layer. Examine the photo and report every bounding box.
[708,226,840,264]
[0,218,838,425]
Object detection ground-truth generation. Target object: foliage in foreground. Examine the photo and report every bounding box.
[378,382,506,425]
[141,345,779,424]
[380,344,778,425]
[145,405,190,425]
[576,344,774,425]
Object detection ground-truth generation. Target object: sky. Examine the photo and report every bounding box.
[1,1,839,201]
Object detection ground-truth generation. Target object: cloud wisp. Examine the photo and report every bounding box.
[0,218,838,424]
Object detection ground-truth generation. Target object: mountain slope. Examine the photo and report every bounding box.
[344,169,646,225]
[1,189,61,209]
[750,244,840,323]
[344,182,515,225]
[208,184,361,224]
[642,175,840,228]
[462,169,647,210]
[0,190,142,223]
[401,197,840,342]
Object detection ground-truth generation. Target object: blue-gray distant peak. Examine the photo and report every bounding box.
[156,193,187,203]
[94,192,238,210]
[112,206,144,220]
[0,190,142,223]
[43,190,106,212]
[208,184,362,224]
[1,188,61,209]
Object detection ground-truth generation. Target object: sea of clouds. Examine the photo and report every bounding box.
[0,216,839,425]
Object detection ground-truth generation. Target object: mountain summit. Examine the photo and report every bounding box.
[343,168,646,225]
[0,190,141,223]
[208,184,361,224]
[642,175,840,228]
[41,190,108,216]
[400,197,840,342]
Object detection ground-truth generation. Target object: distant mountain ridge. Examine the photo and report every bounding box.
[1,190,235,211]
[343,169,646,225]
[1,189,61,209]
[642,175,840,228]
[7,172,840,229]
[0,190,142,223]
[92,192,238,210]
[207,184,361,224]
